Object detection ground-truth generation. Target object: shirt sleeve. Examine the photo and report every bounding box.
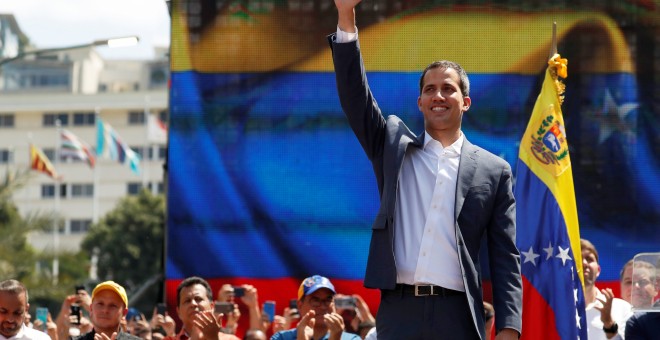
[335,26,358,43]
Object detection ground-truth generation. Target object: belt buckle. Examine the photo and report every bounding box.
[414,284,432,296]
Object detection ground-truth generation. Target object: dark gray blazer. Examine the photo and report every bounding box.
[329,35,523,338]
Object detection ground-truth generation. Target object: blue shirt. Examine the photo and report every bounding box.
[270,329,360,340]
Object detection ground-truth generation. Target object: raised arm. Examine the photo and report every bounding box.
[330,0,386,161]
[335,0,359,33]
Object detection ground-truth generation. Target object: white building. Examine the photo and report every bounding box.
[0,14,169,253]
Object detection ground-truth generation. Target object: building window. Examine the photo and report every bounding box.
[130,146,144,159]
[128,111,145,125]
[71,184,93,198]
[0,149,12,164]
[127,182,143,195]
[41,184,67,198]
[158,146,167,160]
[159,110,168,123]
[70,219,92,233]
[156,182,164,194]
[43,148,56,162]
[43,113,69,126]
[0,114,15,128]
[73,112,95,126]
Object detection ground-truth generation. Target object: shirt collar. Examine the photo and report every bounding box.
[423,131,463,157]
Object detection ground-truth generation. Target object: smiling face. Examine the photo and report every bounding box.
[620,264,633,304]
[0,291,27,338]
[418,66,470,144]
[89,290,126,335]
[298,288,335,329]
[631,266,657,308]
[581,249,601,289]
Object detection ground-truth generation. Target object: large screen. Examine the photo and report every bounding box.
[167,0,659,321]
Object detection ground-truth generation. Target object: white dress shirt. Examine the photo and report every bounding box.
[585,289,632,340]
[336,26,465,291]
[0,324,51,340]
[394,132,464,291]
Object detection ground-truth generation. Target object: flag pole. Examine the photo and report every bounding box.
[53,120,62,285]
[143,96,151,193]
[549,21,557,59]
[93,107,100,224]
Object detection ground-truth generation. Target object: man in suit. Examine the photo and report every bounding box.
[329,1,522,339]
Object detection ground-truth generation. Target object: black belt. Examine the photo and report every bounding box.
[394,284,464,297]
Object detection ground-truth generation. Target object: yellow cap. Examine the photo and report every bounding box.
[91,281,128,307]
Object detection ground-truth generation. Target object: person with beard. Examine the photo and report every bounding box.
[0,280,51,340]
[581,239,632,339]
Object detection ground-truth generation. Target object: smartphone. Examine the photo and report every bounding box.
[263,301,275,323]
[70,305,81,325]
[156,303,167,315]
[334,296,357,309]
[36,307,48,331]
[289,298,297,309]
[289,298,299,317]
[214,301,233,314]
[233,286,245,298]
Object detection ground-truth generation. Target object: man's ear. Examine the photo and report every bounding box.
[122,307,128,316]
[417,96,422,111]
[463,96,471,112]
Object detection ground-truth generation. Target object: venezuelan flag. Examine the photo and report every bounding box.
[514,54,587,339]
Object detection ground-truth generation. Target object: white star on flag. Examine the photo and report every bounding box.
[556,246,572,266]
[543,242,554,260]
[522,246,540,266]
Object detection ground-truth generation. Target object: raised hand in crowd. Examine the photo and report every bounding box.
[238,284,262,333]
[190,310,222,340]
[150,306,176,337]
[295,310,315,340]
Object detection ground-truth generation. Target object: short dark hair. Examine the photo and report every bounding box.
[176,276,213,307]
[0,279,28,303]
[419,60,470,97]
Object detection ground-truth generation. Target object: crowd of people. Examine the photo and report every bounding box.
[1,245,657,340]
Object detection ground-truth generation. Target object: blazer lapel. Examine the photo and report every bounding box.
[455,139,478,220]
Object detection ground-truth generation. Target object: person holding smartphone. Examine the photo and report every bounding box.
[71,281,141,340]
[271,275,360,340]
[0,280,51,340]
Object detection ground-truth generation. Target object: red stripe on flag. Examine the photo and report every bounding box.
[520,275,562,340]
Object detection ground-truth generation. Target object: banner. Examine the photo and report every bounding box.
[167,1,658,329]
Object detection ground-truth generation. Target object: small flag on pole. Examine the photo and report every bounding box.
[96,117,141,175]
[147,113,167,143]
[61,129,96,168]
[29,144,59,179]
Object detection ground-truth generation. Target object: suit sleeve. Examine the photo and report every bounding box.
[487,162,523,334]
[328,34,386,161]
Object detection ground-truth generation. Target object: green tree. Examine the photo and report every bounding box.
[0,170,39,280]
[0,170,88,312]
[80,189,165,311]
